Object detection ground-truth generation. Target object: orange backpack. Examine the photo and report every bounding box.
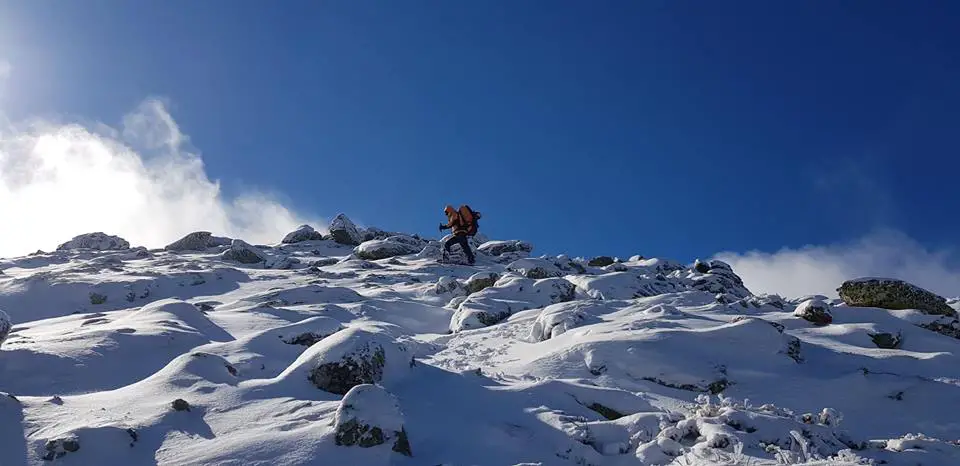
[458,205,481,236]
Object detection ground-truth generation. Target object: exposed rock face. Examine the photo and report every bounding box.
[838,278,956,317]
[281,225,325,244]
[220,240,266,264]
[794,298,833,326]
[333,384,412,456]
[165,231,232,251]
[329,214,363,246]
[56,232,130,251]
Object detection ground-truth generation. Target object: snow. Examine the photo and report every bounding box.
[1,227,960,465]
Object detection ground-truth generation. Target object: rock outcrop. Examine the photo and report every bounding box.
[56,232,130,251]
[281,225,325,244]
[329,214,363,246]
[334,384,411,456]
[164,231,231,251]
[220,240,266,264]
[838,278,956,317]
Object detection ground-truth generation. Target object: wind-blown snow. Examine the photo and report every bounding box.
[0,98,321,258]
[1,224,959,465]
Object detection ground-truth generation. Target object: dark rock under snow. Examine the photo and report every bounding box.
[333,384,411,456]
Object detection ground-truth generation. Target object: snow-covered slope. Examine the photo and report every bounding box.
[1,217,959,465]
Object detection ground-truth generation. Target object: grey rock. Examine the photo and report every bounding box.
[282,224,325,244]
[220,239,266,264]
[464,272,500,294]
[334,384,412,456]
[165,231,231,251]
[329,214,363,246]
[57,232,130,251]
[355,238,422,261]
[309,342,386,395]
[838,278,956,317]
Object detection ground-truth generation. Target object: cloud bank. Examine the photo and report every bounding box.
[0,98,323,258]
[715,229,960,300]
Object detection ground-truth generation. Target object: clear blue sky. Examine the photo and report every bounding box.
[1,1,958,261]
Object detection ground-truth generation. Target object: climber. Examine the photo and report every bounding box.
[438,204,478,265]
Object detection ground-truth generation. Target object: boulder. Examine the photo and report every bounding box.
[165,231,231,251]
[334,384,412,456]
[56,232,130,251]
[869,331,903,349]
[838,278,956,317]
[355,238,422,261]
[281,225,325,244]
[299,325,414,395]
[506,258,563,279]
[329,214,363,246]
[794,298,833,326]
[588,256,615,267]
[477,240,534,256]
[464,272,500,294]
[434,277,467,296]
[0,309,10,347]
[220,239,266,264]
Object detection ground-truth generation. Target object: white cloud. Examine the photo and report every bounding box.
[0,97,324,258]
[714,229,960,300]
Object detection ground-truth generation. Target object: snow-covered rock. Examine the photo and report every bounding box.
[329,214,363,246]
[0,308,10,347]
[477,240,533,256]
[794,298,834,325]
[281,224,325,244]
[220,239,266,264]
[505,258,563,279]
[164,231,231,251]
[434,276,466,296]
[56,232,130,251]
[286,324,415,395]
[333,384,412,456]
[528,300,607,341]
[464,272,499,294]
[839,277,957,317]
[450,274,576,332]
[355,237,422,261]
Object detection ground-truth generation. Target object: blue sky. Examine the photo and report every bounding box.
[1,1,959,296]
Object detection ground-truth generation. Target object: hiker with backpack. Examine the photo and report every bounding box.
[439,204,480,265]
